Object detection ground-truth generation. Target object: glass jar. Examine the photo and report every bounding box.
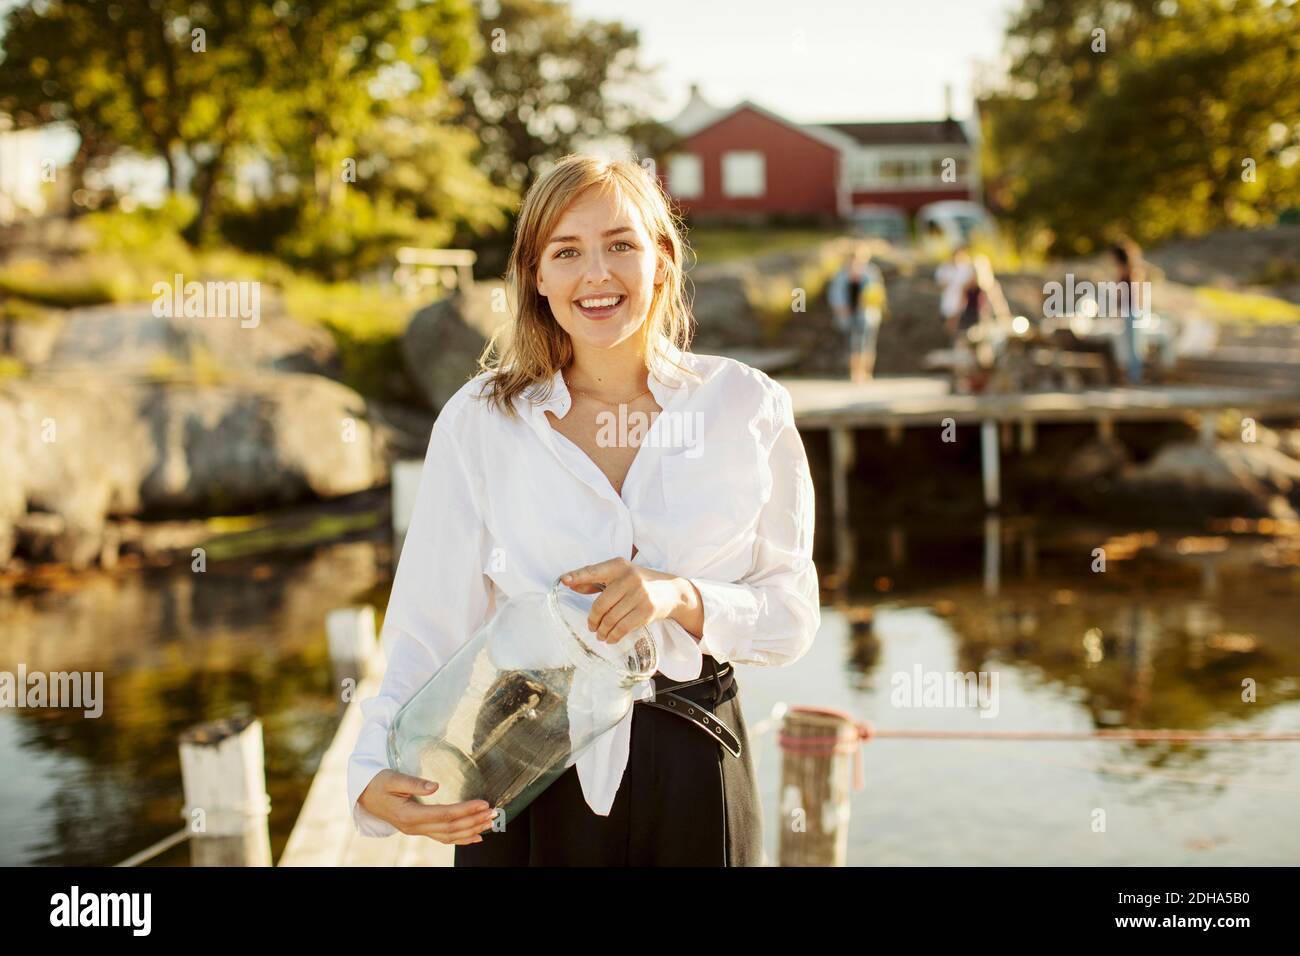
[386,578,658,824]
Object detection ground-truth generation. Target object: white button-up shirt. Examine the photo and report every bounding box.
[347,335,820,836]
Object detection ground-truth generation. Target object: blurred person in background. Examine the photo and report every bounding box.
[939,244,1012,393]
[1110,237,1147,385]
[829,242,888,383]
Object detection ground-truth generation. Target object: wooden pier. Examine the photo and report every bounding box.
[780,375,1300,514]
[279,609,452,866]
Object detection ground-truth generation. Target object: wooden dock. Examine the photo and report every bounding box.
[279,625,453,866]
[779,375,1300,515]
[780,376,1300,429]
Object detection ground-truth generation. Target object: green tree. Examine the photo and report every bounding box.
[451,0,674,191]
[980,0,1300,253]
[0,0,509,257]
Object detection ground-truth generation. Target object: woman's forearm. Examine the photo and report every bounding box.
[669,577,705,640]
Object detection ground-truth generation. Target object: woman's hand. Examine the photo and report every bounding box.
[358,770,498,845]
[561,557,704,643]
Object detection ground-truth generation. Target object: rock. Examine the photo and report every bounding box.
[401,283,512,412]
[0,373,395,568]
[1065,438,1130,485]
[0,311,65,366]
[1114,439,1300,517]
[15,512,103,569]
[685,266,758,351]
[1145,226,1300,294]
[6,297,341,380]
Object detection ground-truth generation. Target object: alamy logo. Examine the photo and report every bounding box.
[152,273,261,328]
[50,886,151,936]
[1043,274,1152,320]
[595,407,704,457]
[890,665,1000,719]
[0,665,103,718]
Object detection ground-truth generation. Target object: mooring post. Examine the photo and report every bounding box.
[179,716,273,867]
[1199,411,1218,446]
[390,458,424,558]
[326,605,379,691]
[829,426,855,529]
[778,707,860,866]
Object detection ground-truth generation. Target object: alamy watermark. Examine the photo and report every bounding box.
[0,665,103,718]
[890,664,1000,719]
[152,273,261,328]
[1043,274,1153,321]
[595,406,704,457]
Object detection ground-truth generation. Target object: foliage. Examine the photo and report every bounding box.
[980,0,1300,254]
[0,257,131,306]
[0,0,514,273]
[449,0,674,190]
[686,227,841,266]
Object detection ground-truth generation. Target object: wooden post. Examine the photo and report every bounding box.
[179,717,272,867]
[1199,412,1217,446]
[885,422,904,447]
[980,419,1000,510]
[1097,415,1115,443]
[391,459,424,557]
[984,514,1001,596]
[1018,417,1035,454]
[327,605,378,690]
[829,427,855,530]
[778,707,860,866]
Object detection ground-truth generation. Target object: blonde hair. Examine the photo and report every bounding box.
[477,154,696,417]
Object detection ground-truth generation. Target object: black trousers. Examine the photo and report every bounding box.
[453,655,763,866]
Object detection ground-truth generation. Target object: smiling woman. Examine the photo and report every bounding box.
[348,155,820,866]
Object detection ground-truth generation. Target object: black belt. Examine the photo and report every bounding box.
[636,658,742,758]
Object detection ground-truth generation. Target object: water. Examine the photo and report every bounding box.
[0,541,390,866]
[738,515,1300,864]
[0,516,1297,865]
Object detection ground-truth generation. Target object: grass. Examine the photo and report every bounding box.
[201,509,385,561]
[1194,286,1300,324]
[281,279,420,401]
[0,212,425,401]
[0,258,131,307]
[685,226,841,266]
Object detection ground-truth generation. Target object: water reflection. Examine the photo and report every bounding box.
[794,515,1300,863]
[0,540,391,866]
[1,513,1297,865]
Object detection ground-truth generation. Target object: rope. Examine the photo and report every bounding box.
[114,827,191,868]
[775,717,1300,792]
[780,725,1300,747]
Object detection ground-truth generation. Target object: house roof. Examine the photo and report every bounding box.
[815,119,970,147]
[668,94,859,153]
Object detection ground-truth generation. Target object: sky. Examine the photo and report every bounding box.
[568,0,1023,124]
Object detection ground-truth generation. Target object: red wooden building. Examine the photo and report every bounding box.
[658,86,978,223]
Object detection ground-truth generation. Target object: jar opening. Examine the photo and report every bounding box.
[546,579,657,685]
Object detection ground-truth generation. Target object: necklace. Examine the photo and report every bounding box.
[563,374,651,405]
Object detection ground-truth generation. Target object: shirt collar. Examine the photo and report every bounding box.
[519,332,696,417]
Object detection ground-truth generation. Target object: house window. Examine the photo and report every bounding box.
[722,151,765,197]
[667,153,703,199]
